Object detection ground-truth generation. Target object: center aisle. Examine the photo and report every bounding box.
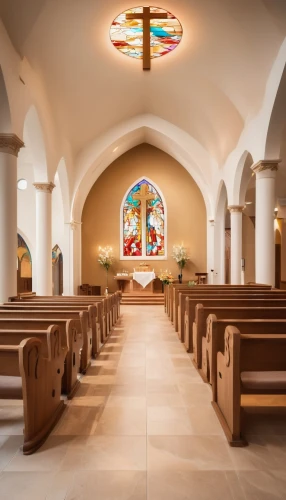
[2,305,286,499]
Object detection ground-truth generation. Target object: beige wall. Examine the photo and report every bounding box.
[82,144,207,292]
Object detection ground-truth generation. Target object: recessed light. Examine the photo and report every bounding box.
[17,179,27,190]
[113,147,118,153]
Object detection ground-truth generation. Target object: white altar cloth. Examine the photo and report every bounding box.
[132,271,156,288]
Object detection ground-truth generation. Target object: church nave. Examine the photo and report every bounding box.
[0,305,286,500]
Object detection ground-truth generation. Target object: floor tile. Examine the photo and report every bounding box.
[148,435,234,471]
[65,470,146,499]
[60,436,146,471]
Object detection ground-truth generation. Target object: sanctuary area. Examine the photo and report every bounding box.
[0,1,286,499]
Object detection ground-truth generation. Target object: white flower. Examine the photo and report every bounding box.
[98,246,114,270]
[172,244,190,269]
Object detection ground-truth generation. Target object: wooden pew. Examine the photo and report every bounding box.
[203,316,286,386]
[12,292,121,325]
[11,295,118,340]
[1,304,100,360]
[167,283,272,323]
[193,304,286,372]
[176,289,286,336]
[0,318,81,398]
[176,287,277,337]
[0,309,94,373]
[212,325,286,446]
[174,286,275,332]
[8,299,107,343]
[0,328,67,454]
[184,296,286,352]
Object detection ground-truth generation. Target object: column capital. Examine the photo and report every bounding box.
[228,205,244,213]
[251,159,281,174]
[65,220,82,230]
[33,182,56,194]
[0,133,24,157]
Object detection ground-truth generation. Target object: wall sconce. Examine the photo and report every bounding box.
[274,207,278,218]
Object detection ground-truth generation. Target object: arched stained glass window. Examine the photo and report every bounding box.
[122,179,166,259]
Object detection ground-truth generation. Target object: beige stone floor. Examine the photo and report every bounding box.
[1,305,286,499]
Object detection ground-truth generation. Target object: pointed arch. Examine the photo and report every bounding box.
[233,150,254,206]
[120,176,167,260]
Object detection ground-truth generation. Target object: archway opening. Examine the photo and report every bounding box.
[214,181,228,284]
[17,234,32,293]
[52,245,63,295]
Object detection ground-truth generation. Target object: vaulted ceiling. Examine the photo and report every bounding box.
[1,0,286,164]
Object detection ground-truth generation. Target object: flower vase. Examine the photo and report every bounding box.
[105,269,109,295]
[178,273,182,284]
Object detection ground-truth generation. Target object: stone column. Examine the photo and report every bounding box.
[251,160,280,286]
[33,182,55,295]
[0,134,24,302]
[208,219,215,284]
[228,206,244,284]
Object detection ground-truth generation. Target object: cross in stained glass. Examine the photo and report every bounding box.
[126,7,168,70]
[132,183,155,251]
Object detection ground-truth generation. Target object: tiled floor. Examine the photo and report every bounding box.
[1,305,286,499]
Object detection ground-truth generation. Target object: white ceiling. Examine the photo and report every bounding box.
[1,0,286,163]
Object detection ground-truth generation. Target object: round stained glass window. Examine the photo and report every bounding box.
[110,6,182,66]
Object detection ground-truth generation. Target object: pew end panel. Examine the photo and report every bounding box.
[211,326,245,446]
[213,327,286,446]
[0,330,66,454]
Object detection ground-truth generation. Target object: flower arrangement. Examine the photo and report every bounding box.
[188,280,196,286]
[172,244,190,283]
[98,246,114,294]
[158,270,174,285]
[98,246,114,270]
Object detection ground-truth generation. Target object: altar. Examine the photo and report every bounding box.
[114,272,159,293]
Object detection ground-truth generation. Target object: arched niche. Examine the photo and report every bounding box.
[17,233,32,293]
[52,244,63,296]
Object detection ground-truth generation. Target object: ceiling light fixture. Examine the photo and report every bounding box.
[17,179,28,191]
[113,147,118,153]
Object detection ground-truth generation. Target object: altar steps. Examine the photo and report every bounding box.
[121,293,164,306]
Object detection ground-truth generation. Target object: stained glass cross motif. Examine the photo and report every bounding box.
[110,7,182,68]
[126,6,168,70]
[132,184,155,251]
[123,180,165,258]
